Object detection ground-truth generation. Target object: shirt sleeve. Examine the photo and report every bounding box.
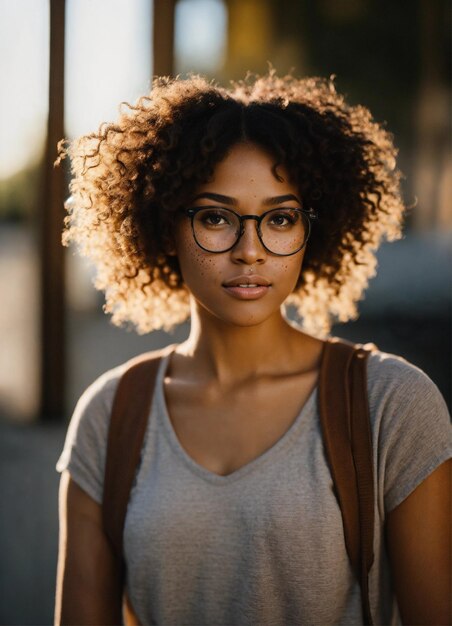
[56,366,123,504]
[367,351,452,514]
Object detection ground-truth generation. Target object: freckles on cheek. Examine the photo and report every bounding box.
[178,238,216,282]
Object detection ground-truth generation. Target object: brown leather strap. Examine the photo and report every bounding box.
[102,345,176,562]
[319,337,375,625]
[350,346,375,625]
[319,338,360,571]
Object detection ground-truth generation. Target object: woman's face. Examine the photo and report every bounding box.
[174,142,306,328]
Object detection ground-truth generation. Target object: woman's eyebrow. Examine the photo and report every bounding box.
[263,194,301,206]
[192,192,238,205]
[191,192,301,206]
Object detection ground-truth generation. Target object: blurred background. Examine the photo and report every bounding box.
[0,0,450,623]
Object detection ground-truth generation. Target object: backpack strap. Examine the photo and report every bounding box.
[318,337,375,625]
[102,344,176,562]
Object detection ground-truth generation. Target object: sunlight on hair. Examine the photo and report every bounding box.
[60,73,405,336]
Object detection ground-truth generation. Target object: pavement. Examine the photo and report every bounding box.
[0,418,65,625]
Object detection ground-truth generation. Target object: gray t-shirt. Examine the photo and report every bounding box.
[57,348,452,626]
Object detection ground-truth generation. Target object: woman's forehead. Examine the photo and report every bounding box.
[194,142,297,197]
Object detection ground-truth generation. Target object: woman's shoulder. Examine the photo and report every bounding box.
[64,346,176,447]
[364,346,450,443]
[56,347,175,501]
[77,344,177,411]
[364,347,451,513]
[365,347,446,406]
[323,336,444,408]
[56,362,129,475]
[366,347,432,386]
[73,361,129,418]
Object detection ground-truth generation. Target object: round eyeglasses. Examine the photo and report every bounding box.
[182,206,317,256]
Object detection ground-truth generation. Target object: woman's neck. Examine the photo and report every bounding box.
[176,299,313,386]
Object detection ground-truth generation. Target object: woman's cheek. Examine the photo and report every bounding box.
[176,235,218,292]
[277,254,305,295]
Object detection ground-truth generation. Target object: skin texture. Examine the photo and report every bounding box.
[166,143,325,475]
[55,473,138,626]
[173,142,307,331]
[55,143,451,625]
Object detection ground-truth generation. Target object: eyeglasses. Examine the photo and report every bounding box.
[182,205,317,256]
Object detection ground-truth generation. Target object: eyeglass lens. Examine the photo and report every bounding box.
[192,207,309,255]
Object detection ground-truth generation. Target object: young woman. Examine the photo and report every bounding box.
[55,73,451,626]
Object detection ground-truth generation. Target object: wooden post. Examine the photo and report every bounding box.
[39,0,66,420]
[153,0,176,77]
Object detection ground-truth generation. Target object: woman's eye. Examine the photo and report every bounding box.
[271,215,288,226]
[200,210,230,226]
[268,211,298,227]
[206,213,225,225]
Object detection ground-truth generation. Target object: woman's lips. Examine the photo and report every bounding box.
[223,285,270,299]
[222,276,271,300]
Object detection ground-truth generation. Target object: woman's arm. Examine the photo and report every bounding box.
[385,458,451,626]
[55,470,123,625]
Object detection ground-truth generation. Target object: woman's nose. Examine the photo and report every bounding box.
[230,219,266,265]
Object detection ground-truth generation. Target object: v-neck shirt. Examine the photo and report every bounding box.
[57,348,452,625]
[159,359,318,485]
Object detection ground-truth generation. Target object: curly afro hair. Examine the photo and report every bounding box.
[59,71,404,336]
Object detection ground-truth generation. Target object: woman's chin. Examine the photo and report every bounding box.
[193,300,285,329]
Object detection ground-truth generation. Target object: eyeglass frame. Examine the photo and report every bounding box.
[181,205,318,257]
